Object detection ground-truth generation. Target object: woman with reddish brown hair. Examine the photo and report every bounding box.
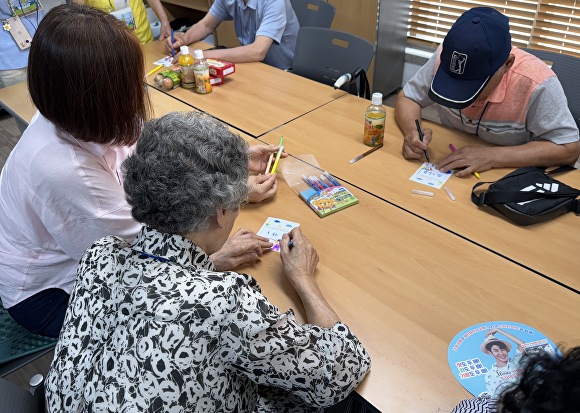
[0,4,277,338]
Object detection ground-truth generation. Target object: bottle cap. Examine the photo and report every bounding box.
[194,49,204,59]
[180,46,189,56]
[371,92,383,105]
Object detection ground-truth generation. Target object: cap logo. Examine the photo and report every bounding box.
[449,51,468,75]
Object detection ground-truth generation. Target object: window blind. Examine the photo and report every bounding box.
[407,0,580,58]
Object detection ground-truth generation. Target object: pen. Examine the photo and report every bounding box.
[349,143,383,164]
[270,145,284,174]
[324,171,340,186]
[449,143,480,179]
[444,187,456,201]
[171,29,175,58]
[146,64,164,77]
[265,137,283,174]
[415,119,430,163]
[264,153,274,175]
[288,240,294,250]
[412,189,434,197]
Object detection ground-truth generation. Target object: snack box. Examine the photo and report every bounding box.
[210,74,224,86]
[206,59,235,77]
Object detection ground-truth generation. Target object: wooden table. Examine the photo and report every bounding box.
[0,82,34,125]
[259,94,580,292]
[141,41,346,137]
[0,82,196,124]
[233,169,580,412]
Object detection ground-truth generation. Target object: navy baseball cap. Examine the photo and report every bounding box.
[429,7,512,109]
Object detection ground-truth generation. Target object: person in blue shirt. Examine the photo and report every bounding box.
[167,0,299,70]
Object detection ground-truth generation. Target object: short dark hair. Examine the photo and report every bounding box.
[28,4,150,146]
[499,347,580,412]
[123,112,249,234]
[487,341,508,352]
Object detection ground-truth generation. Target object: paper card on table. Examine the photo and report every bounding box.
[153,56,174,67]
[448,321,558,398]
[409,162,452,189]
[256,217,300,252]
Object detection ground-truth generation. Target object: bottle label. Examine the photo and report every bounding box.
[363,112,385,146]
[180,66,195,89]
[194,66,212,94]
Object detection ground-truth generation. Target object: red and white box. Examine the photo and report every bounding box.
[209,75,224,86]
[207,59,235,77]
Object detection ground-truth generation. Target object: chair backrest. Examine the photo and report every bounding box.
[290,0,336,29]
[291,27,375,88]
[522,48,580,129]
[0,375,45,413]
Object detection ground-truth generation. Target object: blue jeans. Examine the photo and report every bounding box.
[7,288,69,338]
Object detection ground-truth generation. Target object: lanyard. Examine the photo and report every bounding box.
[135,250,174,263]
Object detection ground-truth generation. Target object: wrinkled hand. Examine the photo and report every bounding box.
[248,145,287,173]
[247,174,278,203]
[158,21,171,41]
[402,128,432,160]
[165,31,186,63]
[437,145,494,177]
[210,228,272,271]
[280,228,319,288]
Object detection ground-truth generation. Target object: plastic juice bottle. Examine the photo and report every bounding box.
[193,49,212,94]
[179,46,195,89]
[363,92,386,146]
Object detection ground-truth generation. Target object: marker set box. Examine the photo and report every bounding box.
[280,155,358,217]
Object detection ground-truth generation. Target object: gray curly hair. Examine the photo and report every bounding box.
[123,112,249,234]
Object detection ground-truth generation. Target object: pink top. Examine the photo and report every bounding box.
[0,112,141,308]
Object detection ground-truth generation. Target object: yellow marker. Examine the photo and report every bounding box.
[473,171,481,179]
[270,145,284,174]
[146,64,164,77]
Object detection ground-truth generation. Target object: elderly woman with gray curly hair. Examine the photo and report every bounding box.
[46,112,371,412]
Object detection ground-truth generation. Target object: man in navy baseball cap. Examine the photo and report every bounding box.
[394,7,579,178]
[428,7,512,109]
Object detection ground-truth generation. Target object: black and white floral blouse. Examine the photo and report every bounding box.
[46,227,371,412]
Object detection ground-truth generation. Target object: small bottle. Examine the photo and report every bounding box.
[179,46,195,89]
[193,49,212,95]
[363,92,386,146]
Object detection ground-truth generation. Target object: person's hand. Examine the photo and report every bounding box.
[158,20,171,41]
[437,145,494,177]
[248,145,288,173]
[210,228,272,271]
[165,31,186,63]
[279,228,319,289]
[402,127,432,161]
[248,174,278,203]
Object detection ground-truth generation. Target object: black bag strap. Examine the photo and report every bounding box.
[472,166,580,206]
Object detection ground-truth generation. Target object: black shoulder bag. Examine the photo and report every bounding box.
[471,166,580,226]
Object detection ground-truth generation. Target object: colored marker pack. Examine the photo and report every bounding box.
[298,185,359,217]
[279,154,359,217]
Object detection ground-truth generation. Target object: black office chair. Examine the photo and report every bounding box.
[0,374,46,413]
[290,0,336,29]
[522,48,580,130]
[290,27,375,98]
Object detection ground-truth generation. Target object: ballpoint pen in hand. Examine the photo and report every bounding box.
[171,29,175,58]
[415,119,430,163]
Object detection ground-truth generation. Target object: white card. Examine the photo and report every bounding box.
[153,56,174,67]
[257,217,300,252]
[409,162,453,190]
